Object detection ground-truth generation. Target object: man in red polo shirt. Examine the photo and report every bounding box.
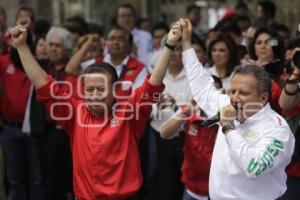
[10,21,182,200]
[65,25,147,100]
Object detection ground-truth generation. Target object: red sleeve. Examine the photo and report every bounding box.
[36,75,77,134]
[270,81,282,114]
[127,76,164,141]
[63,75,82,99]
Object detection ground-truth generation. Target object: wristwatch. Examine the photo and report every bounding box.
[222,123,235,134]
[165,41,177,51]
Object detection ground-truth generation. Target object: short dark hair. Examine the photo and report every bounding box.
[63,16,89,36]
[151,21,169,35]
[118,3,137,18]
[258,0,276,19]
[215,18,242,37]
[233,65,272,99]
[108,25,134,46]
[236,15,251,24]
[82,63,119,85]
[33,17,51,38]
[186,4,200,14]
[16,5,35,22]
[88,22,104,36]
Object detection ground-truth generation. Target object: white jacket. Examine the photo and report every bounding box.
[182,48,295,200]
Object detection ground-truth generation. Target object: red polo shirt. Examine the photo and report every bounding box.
[181,114,218,196]
[282,106,300,178]
[36,75,164,200]
[0,54,31,122]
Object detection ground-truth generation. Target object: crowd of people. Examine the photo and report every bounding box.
[0,1,300,200]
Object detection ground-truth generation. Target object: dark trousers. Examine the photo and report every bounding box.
[0,125,44,200]
[0,145,6,200]
[155,129,184,200]
[36,125,74,200]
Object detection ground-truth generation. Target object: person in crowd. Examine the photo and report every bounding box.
[34,35,48,60]
[278,44,300,200]
[214,18,248,61]
[255,0,277,27]
[160,76,222,200]
[236,15,252,34]
[0,28,44,200]
[145,22,169,73]
[35,26,75,200]
[150,40,193,200]
[185,4,204,40]
[204,28,219,50]
[247,27,285,69]
[63,16,89,45]
[191,33,207,65]
[65,25,148,100]
[32,17,51,39]
[9,19,182,200]
[271,23,291,48]
[88,21,105,56]
[235,1,251,18]
[116,3,152,64]
[137,17,151,33]
[245,27,285,113]
[180,18,294,200]
[206,33,240,91]
[15,5,35,32]
[0,7,7,55]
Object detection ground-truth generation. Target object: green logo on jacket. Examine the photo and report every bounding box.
[247,139,283,176]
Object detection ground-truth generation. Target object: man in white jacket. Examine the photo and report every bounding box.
[178,18,295,200]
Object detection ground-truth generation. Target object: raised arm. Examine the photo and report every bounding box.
[65,34,97,76]
[10,26,48,89]
[160,105,192,139]
[149,21,182,86]
[179,19,229,117]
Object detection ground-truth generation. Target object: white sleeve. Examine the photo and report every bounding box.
[225,126,295,178]
[182,48,230,117]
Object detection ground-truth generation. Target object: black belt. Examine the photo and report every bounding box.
[4,120,23,128]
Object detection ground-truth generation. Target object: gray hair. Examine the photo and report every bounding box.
[46,27,74,50]
[233,65,272,99]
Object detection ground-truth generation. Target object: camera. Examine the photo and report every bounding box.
[263,59,283,76]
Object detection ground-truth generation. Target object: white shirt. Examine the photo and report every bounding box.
[182,48,295,200]
[131,28,152,64]
[144,48,162,74]
[150,68,192,132]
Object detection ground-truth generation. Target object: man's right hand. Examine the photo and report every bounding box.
[179,18,193,50]
[10,25,28,49]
